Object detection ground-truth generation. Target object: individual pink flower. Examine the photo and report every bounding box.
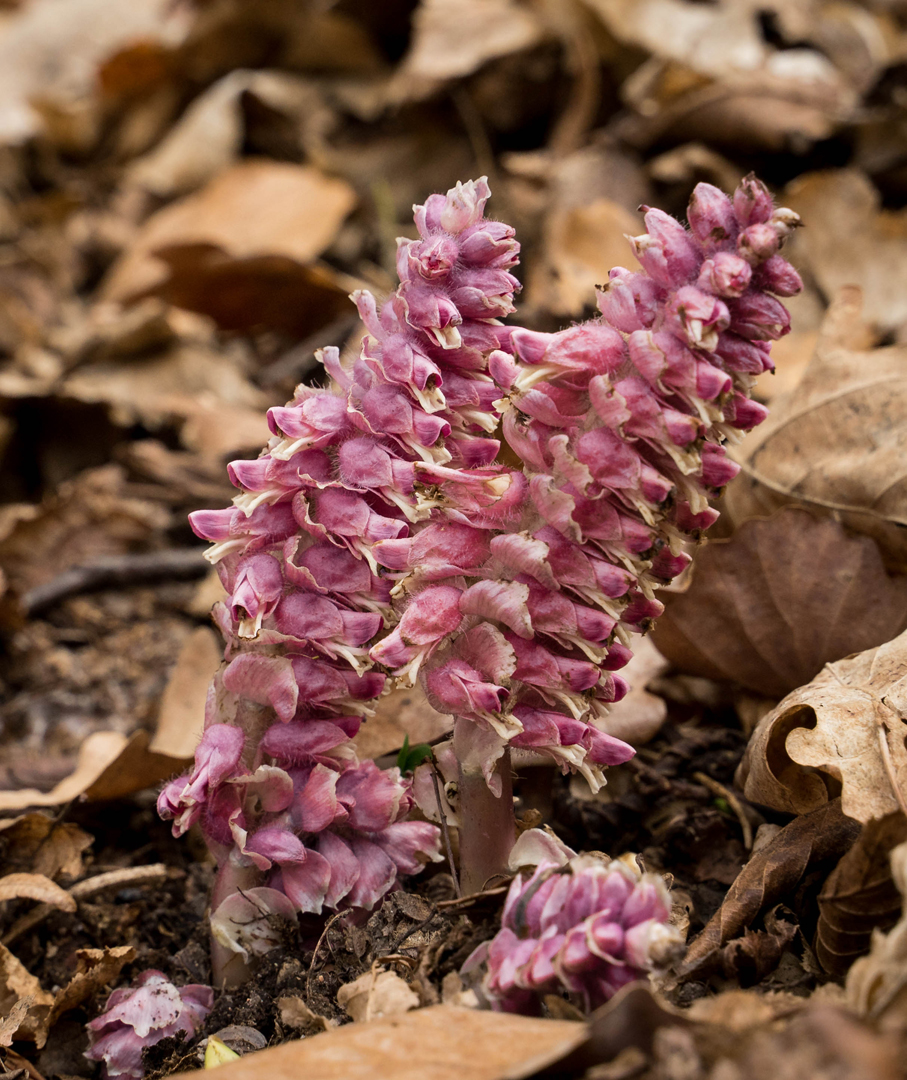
[84,971,213,1079]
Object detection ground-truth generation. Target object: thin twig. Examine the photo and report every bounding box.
[305,911,346,1000]
[22,550,209,616]
[430,762,461,898]
[436,885,508,910]
[693,771,753,850]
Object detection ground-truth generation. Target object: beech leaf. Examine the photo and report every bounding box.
[816,813,907,977]
[681,800,860,977]
[725,287,907,571]
[169,1004,584,1080]
[739,628,907,822]
[652,508,907,697]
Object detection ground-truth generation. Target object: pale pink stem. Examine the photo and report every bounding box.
[454,717,515,895]
[209,860,263,989]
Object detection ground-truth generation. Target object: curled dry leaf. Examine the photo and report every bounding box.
[680,800,860,977]
[725,288,907,571]
[651,509,907,698]
[395,0,546,88]
[816,813,907,977]
[127,70,323,198]
[0,873,75,911]
[0,943,135,1047]
[847,839,907,1029]
[738,629,907,823]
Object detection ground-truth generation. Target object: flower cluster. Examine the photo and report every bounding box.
[84,971,213,1080]
[465,855,683,1014]
[169,173,799,960]
[163,179,526,944]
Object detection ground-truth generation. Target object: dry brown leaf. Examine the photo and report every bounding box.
[816,813,907,976]
[150,627,219,759]
[395,0,546,88]
[0,729,189,810]
[354,684,452,761]
[0,873,75,911]
[614,64,853,154]
[337,970,421,1024]
[127,71,322,198]
[0,0,181,146]
[0,943,135,1047]
[739,628,907,822]
[42,946,135,1041]
[0,997,32,1048]
[680,800,860,977]
[847,839,907,1029]
[726,287,907,571]
[101,160,357,304]
[784,170,907,334]
[0,465,167,600]
[0,813,92,879]
[651,509,907,698]
[583,0,769,79]
[61,340,266,433]
[528,198,641,316]
[0,944,53,1045]
[169,1004,584,1080]
[144,251,353,337]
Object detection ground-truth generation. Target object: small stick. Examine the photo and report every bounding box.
[23,550,209,616]
[436,886,508,910]
[305,911,346,1000]
[693,771,754,850]
[430,762,461,898]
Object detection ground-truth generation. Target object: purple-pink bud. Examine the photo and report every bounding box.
[629,208,700,287]
[696,252,752,298]
[757,254,803,297]
[736,223,779,264]
[686,183,737,248]
[733,174,774,227]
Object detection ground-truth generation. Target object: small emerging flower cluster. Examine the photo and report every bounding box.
[164,180,523,927]
[85,971,212,1080]
[465,855,683,1014]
